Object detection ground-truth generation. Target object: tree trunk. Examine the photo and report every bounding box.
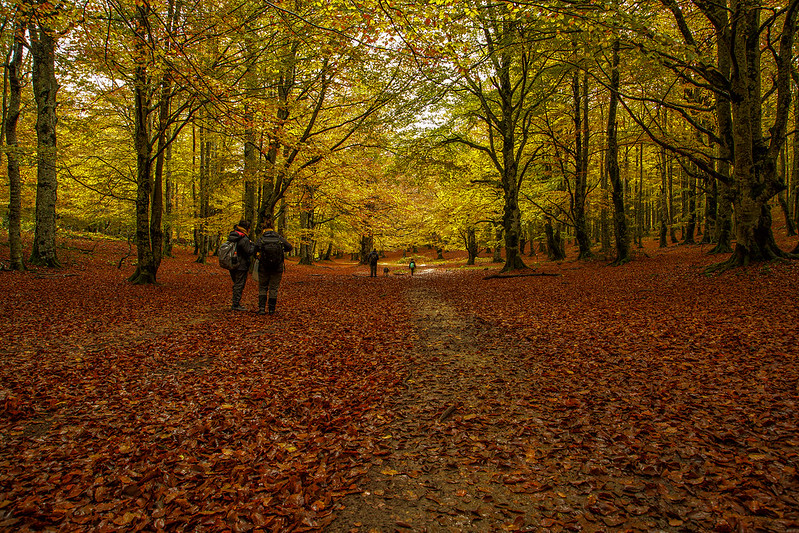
[128,5,157,284]
[599,126,611,253]
[668,153,677,243]
[778,149,797,236]
[573,70,592,259]
[544,218,565,261]
[195,124,211,264]
[5,21,26,271]
[607,38,630,265]
[708,7,734,254]
[243,30,258,225]
[297,189,315,266]
[778,190,796,236]
[492,225,503,263]
[359,235,373,265]
[636,144,644,248]
[683,167,696,244]
[702,172,718,244]
[465,226,478,265]
[164,135,174,257]
[150,0,180,265]
[793,67,799,252]
[659,142,669,248]
[29,20,60,268]
[709,3,798,270]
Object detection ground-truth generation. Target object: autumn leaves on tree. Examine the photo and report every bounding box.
[2,1,799,274]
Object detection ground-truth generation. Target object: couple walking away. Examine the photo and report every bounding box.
[227,216,293,315]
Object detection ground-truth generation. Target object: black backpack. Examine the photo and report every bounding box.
[259,234,284,270]
[219,240,238,270]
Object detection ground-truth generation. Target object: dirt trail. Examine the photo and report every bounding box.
[328,282,546,532]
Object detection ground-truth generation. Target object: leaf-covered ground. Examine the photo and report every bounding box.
[1,237,798,532]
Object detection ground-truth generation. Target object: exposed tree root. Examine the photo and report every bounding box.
[707,242,734,255]
[29,256,61,268]
[705,245,798,274]
[128,267,158,285]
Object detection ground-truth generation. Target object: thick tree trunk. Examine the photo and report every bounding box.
[493,225,504,263]
[708,3,798,271]
[544,218,566,261]
[607,38,630,265]
[129,6,157,284]
[710,177,734,254]
[6,22,26,271]
[29,22,60,268]
[358,235,373,265]
[707,8,734,255]
[465,227,478,265]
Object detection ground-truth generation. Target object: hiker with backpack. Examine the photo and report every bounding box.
[223,220,256,311]
[367,249,379,277]
[255,215,293,315]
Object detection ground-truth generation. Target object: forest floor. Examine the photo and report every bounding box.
[1,233,799,532]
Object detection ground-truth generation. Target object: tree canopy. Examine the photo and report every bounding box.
[2,0,798,276]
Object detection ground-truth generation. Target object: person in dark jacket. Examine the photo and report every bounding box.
[254,215,293,315]
[367,249,379,277]
[227,220,256,311]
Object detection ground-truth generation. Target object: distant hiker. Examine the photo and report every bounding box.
[409,259,416,276]
[226,220,256,311]
[255,215,293,315]
[367,249,379,277]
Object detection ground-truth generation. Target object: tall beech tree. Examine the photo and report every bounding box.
[441,2,562,272]
[5,18,26,271]
[29,0,60,267]
[607,36,630,265]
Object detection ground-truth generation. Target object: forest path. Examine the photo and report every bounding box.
[328,279,547,532]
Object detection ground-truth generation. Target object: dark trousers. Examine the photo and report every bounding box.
[258,271,283,299]
[370,264,377,277]
[230,269,248,305]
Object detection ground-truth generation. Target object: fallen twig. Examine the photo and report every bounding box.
[438,405,457,422]
[118,235,133,269]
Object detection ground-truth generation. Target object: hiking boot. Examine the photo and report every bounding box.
[232,304,247,311]
[268,298,277,315]
[257,296,267,315]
